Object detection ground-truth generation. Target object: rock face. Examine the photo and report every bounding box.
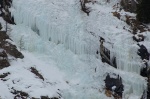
[40,96,59,99]
[104,74,124,98]
[120,0,140,13]
[137,44,149,77]
[133,34,144,42]
[0,50,10,69]
[80,0,91,16]
[137,44,149,61]
[11,88,29,99]
[0,31,24,59]
[30,67,44,81]
[0,0,15,24]
[99,37,117,68]
[0,31,24,69]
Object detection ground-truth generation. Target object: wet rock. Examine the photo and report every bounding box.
[2,14,15,24]
[0,50,7,58]
[11,88,29,99]
[41,96,50,99]
[99,37,117,68]
[2,42,24,59]
[80,0,92,16]
[0,59,10,69]
[112,57,117,68]
[120,0,140,13]
[30,67,44,81]
[112,12,121,19]
[101,48,110,62]
[148,86,150,99]
[137,44,150,99]
[0,0,15,24]
[0,31,9,40]
[99,37,110,65]
[141,90,147,99]
[104,74,124,98]
[0,31,24,69]
[141,72,150,99]
[0,23,2,30]
[137,44,149,61]
[41,96,59,99]
[0,72,10,78]
[140,66,148,77]
[100,37,105,42]
[32,96,59,99]
[133,34,144,42]
[125,15,148,33]
[0,31,24,59]
[0,50,10,69]
[138,44,149,77]
[105,89,112,97]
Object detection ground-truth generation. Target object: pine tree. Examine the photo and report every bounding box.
[136,0,150,23]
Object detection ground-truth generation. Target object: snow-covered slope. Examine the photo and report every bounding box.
[0,0,149,99]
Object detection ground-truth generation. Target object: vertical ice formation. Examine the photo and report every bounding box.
[110,37,142,74]
[10,0,98,56]
[10,0,147,98]
[10,0,143,74]
[10,25,147,99]
[122,74,147,98]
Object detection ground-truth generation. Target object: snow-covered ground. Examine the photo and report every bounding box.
[0,0,149,99]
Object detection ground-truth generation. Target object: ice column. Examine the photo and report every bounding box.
[11,0,98,56]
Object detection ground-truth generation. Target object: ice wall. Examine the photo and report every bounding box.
[122,73,147,98]
[113,42,142,74]
[10,25,147,99]
[10,0,147,98]
[102,36,142,75]
[12,0,142,75]
[10,0,99,56]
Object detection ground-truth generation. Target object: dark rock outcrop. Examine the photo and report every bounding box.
[104,74,124,98]
[2,42,24,59]
[30,67,44,81]
[136,44,150,99]
[0,0,15,24]
[11,88,29,99]
[137,44,149,61]
[120,0,140,13]
[137,44,149,77]
[133,34,144,42]
[99,37,117,68]
[0,72,10,78]
[126,16,149,34]
[0,31,24,69]
[41,96,59,99]
[0,50,10,69]
[80,0,94,16]
[112,11,121,19]
[0,31,24,59]
[147,72,150,99]
[32,96,60,99]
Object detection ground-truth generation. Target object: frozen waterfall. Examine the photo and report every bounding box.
[113,42,142,74]
[9,0,147,98]
[11,0,99,56]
